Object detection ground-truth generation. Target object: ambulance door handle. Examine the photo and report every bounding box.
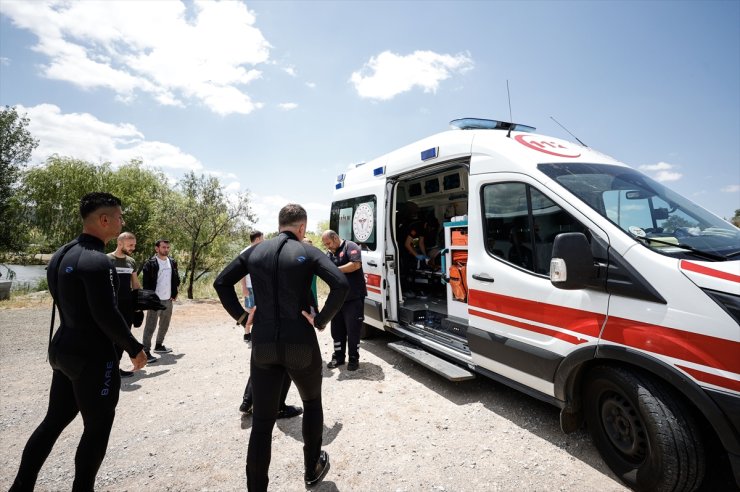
[367,260,378,267]
[472,273,495,283]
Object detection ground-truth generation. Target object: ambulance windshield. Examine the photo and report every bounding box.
[538,163,740,260]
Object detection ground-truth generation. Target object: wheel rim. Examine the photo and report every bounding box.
[600,390,647,464]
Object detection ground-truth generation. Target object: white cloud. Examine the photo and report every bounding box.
[350,50,473,100]
[306,82,316,89]
[639,161,683,182]
[278,102,298,111]
[18,103,203,171]
[2,1,271,115]
[0,57,10,66]
[247,194,327,233]
[721,184,740,193]
[283,66,297,77]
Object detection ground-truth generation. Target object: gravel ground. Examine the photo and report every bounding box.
[0,297,630,491]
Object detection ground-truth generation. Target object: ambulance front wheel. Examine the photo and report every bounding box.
[583,365,705,492]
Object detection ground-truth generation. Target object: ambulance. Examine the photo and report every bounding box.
[329,118,739,491]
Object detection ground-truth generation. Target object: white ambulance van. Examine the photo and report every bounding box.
[329,118,739,491]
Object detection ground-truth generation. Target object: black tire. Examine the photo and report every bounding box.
[583,365,705,492]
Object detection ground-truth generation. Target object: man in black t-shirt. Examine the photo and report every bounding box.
[107,231,142,377]
[321,229,367,371]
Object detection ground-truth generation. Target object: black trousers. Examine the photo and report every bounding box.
[242,372,291,409]
[11,356,121,492]
[330,297,364,361]
[246,339,323,492]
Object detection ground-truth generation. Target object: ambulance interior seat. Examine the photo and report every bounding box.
[485,217,511,260]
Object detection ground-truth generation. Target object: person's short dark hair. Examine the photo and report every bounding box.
[79,192,122,219]
[249,230,263,243]
[155,238,170,247]
[279,204,307,228]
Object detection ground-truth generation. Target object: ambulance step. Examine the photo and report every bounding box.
[388,341,475,382]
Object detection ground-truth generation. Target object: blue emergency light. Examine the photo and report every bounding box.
[421,147,438,161]
[373,166,385,176]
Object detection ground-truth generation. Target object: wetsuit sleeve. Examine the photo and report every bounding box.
[83,256,144,357]
[311,250,350,330]
[214,249,251,322]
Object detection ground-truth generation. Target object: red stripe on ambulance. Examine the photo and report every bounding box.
[676,365,740,393]
[469,290,604,338]
[469,289,740,375]
[469,309,587,345]
[680,260,740,283]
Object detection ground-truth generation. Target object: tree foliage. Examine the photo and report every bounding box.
[171,172,255,299]
[0,106,39,251]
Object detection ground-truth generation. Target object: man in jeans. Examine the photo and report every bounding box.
[142,239,180,362]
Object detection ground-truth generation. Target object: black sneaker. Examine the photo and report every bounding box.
[120,369,134,378]
[347,359,359,371]
[277,405,303,419]
[305,450,330,487]
[239,400,253,414]
[145,350,158,363]
[153,344,172,354]
[327,357,345,369]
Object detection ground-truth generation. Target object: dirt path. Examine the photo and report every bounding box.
[1,299,628,491]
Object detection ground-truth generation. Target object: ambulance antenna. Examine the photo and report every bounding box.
[506,80,514,138]
[550,116,588,147]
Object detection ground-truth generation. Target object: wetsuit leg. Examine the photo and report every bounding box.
[10,370,80,491]
[278,373,291,409]
[71,357,121,491]
[154,299,173,346]
[246,345,285,492]
[284,340,323,471]
[242,376,253,405]
[330,306,347,362]
[346,298,364,361]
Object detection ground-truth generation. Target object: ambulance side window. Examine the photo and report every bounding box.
[329,195,378,251]
[482,183,588,275]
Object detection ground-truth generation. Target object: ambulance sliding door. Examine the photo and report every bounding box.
[466,171,609,397]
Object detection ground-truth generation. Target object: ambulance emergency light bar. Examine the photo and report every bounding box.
[450,118,536,133]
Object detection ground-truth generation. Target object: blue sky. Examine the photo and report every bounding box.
[1,0,738,233]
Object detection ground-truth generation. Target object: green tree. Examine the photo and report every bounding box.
[106,160,173,266]
[0,106,39,251]
[20,156,109,249]
[732,209,740,228]
[171,172,255,299]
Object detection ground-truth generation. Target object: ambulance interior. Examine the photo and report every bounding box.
[393,164,471,343]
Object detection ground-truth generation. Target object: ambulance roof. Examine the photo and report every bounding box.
[336,118,626,189]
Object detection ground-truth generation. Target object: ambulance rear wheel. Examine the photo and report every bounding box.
[583,365,705,492]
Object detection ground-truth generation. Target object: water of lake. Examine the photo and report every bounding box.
[1,264,48,290]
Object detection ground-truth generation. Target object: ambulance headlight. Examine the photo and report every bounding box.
[550,258,567,282]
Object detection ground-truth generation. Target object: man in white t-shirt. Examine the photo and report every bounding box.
[141,239,180,362]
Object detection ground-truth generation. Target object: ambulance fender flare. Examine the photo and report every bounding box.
[561,344,740,458]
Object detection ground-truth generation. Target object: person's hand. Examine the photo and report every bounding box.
[131,350,148,370]
[415,254,429,261]
[302,309,324,331]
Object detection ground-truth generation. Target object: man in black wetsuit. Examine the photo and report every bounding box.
[10,192,148,492]
[214,203,349,491]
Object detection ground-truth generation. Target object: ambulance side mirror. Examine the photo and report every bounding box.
[550,233,594,290]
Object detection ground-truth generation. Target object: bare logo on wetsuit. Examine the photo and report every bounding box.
[101,361,114,396]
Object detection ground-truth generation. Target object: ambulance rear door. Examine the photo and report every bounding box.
[331,175,387,329]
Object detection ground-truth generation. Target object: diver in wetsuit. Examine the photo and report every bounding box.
[10,192,148,492]
[214,203,349,491]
